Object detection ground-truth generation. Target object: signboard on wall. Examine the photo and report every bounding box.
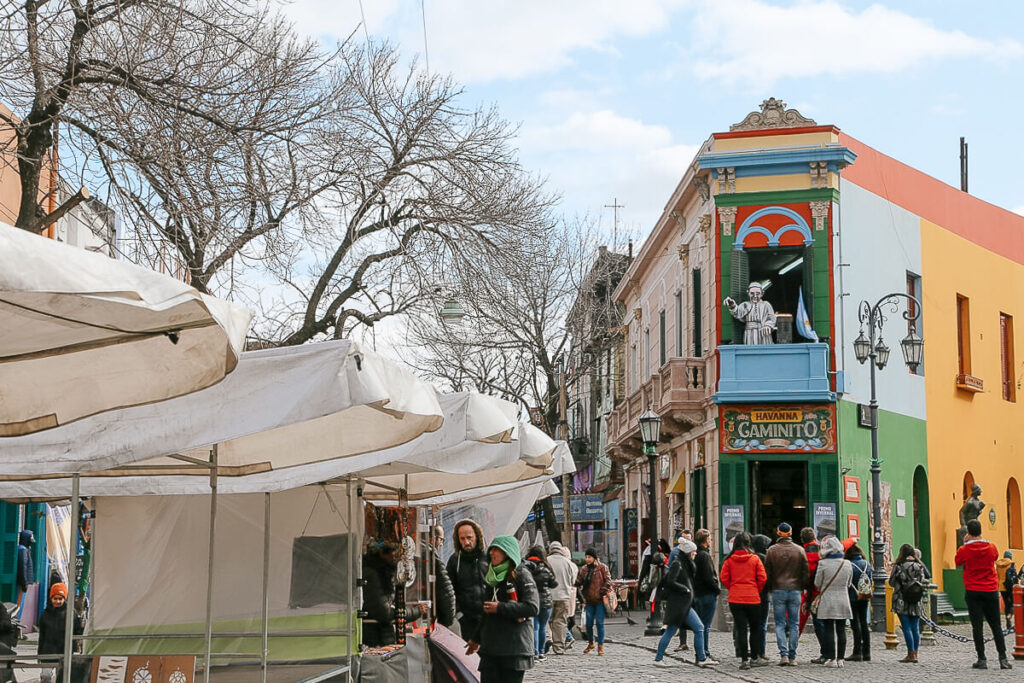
[812,502,837,540]
[624,508,639,577]
[549,493,606,523]
[721,505,745,552]
[720,404,836,453]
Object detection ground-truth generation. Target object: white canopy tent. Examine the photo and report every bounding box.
[0,223,252,437]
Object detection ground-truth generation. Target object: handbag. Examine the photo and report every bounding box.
[810,561,845,615]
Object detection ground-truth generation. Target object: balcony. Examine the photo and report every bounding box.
[714,342,834,403]
[607,356,714,461]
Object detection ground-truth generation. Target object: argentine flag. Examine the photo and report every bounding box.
[797,286,819,342]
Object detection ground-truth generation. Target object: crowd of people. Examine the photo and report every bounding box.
[361,516,1021,680]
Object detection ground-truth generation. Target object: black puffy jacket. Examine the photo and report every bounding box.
[471,567,539,662]
[446,544,489,634]
[432,554,457,628]
[520,557,558,610]
[693,546,721,597]
[662,556,696,628]
[361,553,422,647]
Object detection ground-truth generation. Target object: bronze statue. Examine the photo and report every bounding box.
[957,483,985,547]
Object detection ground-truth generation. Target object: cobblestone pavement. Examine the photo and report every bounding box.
[526,616,1021,683]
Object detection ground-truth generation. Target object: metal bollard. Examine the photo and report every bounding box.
[884,583,900,649]
[1014,584,1024,661]
[920,586,937,646]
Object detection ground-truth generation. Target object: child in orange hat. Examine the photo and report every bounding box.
[37,582,83,683]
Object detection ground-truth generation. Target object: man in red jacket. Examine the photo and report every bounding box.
[955,519,1012,670]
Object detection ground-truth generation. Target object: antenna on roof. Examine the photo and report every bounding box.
[960,137,969,193]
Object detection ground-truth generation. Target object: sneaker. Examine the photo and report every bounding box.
[821,659,835,667]
[697,659,718,668]
[703,657,721,665]
[786,658,798,667]
[999,659,1013,670]
[654,659,675,668]
[833,659,844,668]
[739,659,751,670]
[847,653,864,662]
[674,643,689,652]
[779,656,790,666]
[972,659,988,670]
[756,657,771,666]
[536,654,546,662]
[810,656,827,664]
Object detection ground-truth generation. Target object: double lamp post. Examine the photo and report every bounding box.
[852,293,923,631]
[638,406,663,635]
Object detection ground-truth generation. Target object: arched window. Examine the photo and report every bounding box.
[963,471,975,501]
[1007,478,1022,549]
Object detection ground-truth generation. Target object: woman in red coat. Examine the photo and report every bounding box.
[721,532,767,670]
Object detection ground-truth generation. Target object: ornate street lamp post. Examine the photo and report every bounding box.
[638,406,663,636]
[853,294,924,632]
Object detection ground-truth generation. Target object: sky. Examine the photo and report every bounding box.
[280,0,1024,246]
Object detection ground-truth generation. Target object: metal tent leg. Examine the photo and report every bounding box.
[204,446,219,683]
[62,474,80,683]
[261,492,271,683]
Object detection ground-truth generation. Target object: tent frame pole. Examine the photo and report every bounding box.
[62,473,80,683]
[346,478,354,683]
[261,492,271,683]
[203,445,219,683]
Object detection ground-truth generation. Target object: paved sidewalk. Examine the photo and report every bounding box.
[526,616,1019,682]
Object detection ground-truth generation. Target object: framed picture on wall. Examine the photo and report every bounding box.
[843,476,861,502]
[847,514,860,539]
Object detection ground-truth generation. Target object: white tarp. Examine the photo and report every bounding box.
[0,222,253,436]
[0,340,442,477]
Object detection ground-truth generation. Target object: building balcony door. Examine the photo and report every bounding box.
[751,461,809,537]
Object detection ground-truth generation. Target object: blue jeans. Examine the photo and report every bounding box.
[772,589,801,658]
[655,608,706,661]
[585,603,605,644]
[694,593,717,658]
[898,613,920,651]
[534,606,551,655]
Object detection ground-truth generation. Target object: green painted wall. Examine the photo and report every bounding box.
[836,399,928,565]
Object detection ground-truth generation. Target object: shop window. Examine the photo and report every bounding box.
[957,294,972,375]
[1001,313,1015,402]
[906,272,924,375]
[1008,478,1022,549]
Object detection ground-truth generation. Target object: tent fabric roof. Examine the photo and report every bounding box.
[0,223,253,436]
[0,339,442,477]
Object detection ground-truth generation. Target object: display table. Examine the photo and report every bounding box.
[357,635,427,683]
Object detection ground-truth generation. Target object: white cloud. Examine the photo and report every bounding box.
[520,110,699,230]
[283,0,686,83]
[686,0,1024,84]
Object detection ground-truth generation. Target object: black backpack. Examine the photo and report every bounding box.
[899,566,925,604]
[1005,564,1018,592]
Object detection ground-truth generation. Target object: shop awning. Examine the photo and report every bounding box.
[665,469,687,495]
[0,222,253,436]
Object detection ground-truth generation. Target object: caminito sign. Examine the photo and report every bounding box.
[720,403,836,453]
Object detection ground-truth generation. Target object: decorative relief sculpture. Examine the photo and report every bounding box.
[809,201,829,231]
[693,175,710,202]
[717,206,737,237]
[730,98,817,132]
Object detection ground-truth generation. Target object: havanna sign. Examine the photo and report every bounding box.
[720,404,836,453]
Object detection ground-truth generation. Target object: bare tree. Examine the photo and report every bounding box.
[0,0,330,246]
[255,41,557,346]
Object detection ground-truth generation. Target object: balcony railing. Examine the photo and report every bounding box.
[607,356,713,457]
[713,342,834,403]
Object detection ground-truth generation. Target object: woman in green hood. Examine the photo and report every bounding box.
[465,535,540,682]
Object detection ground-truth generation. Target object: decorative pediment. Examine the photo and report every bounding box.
[730,98,816,132]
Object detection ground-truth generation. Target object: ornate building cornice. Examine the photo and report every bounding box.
[730,98,816,132]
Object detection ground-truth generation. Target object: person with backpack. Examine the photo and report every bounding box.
[520,545,558,661]
[692,529,721,663]
[955,519,1012,670]
[996,550,1017,629]
[844,541,873,661]
[653,539,718,668]
[720,532,767,671]
[889,543,928,664]
[813,536,853,668]
[799,527,827,664]
[750,534,773,664]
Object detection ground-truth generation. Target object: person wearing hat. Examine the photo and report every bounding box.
[692,529,721,662]
[546,541,578,654]
[724,281,777,344]
[653,538,719,668]
[575,548,612,655]
[844,541,872,661]
[37,582,84,683]
[996,549,1017,629]
[465,535,539,682]
[764,522,807,666]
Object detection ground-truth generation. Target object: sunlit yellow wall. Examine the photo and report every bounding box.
[921,218,1024,574]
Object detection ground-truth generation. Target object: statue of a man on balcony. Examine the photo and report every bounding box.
[723,282,777,344]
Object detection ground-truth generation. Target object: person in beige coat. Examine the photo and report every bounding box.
[546,541,578,654]
[813,536,853,668]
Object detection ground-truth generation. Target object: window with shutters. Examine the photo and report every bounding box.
[1001,313,1015,402]
[659,310,666,367]
[644,329,650,378]
[675,291,683,356]
[692,269,702,356]
[906,273,924,375]
[630,342,637,393]
[957,295,971,375]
